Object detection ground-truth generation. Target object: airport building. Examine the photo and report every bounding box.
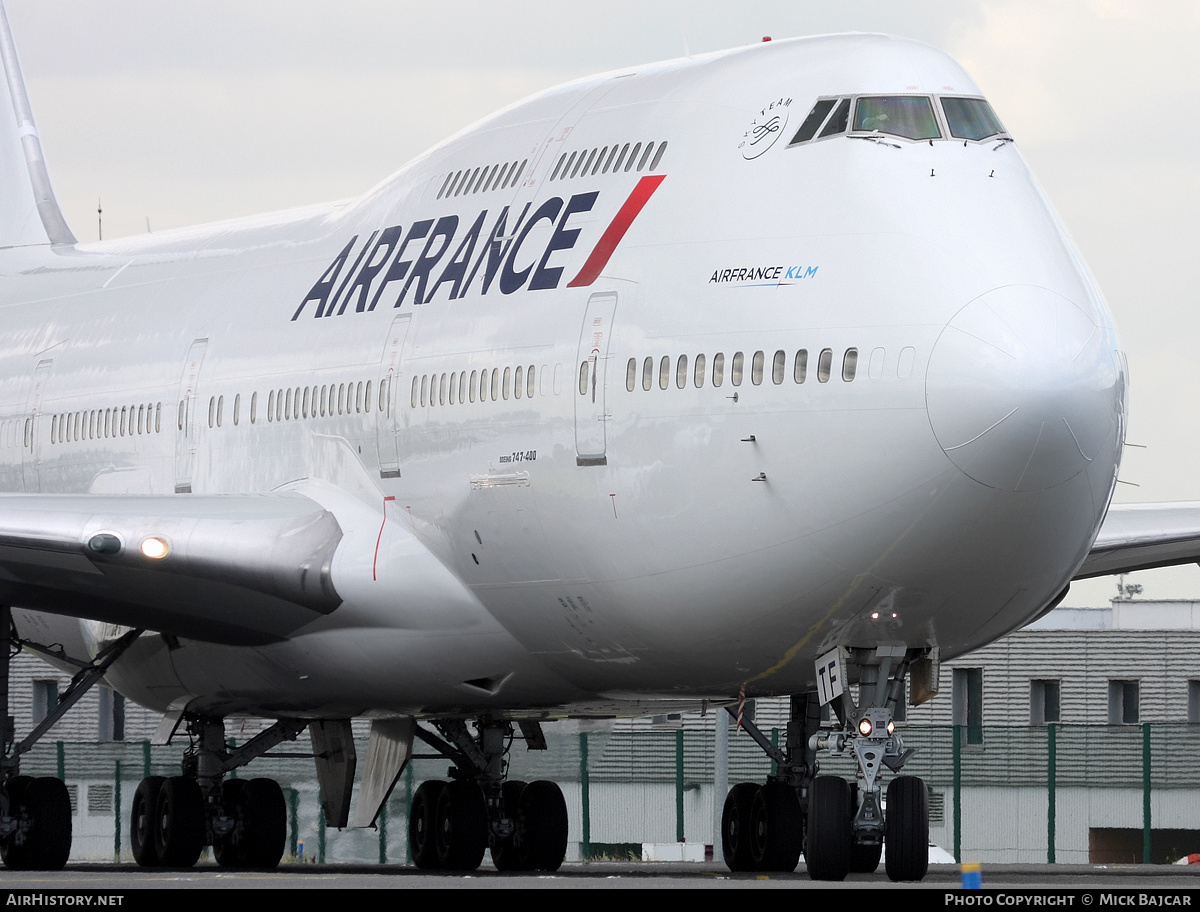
[7,599,1199,864]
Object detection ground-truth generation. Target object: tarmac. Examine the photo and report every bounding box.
[1,862,1198,890]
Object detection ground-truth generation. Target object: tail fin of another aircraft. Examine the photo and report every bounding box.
[0,1,75,249]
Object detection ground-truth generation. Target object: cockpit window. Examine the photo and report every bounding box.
[788,94,1009,149]
[941,97,1007,141]
[853,96,941,140]
[819,98,851,138]
[790,98,837,145]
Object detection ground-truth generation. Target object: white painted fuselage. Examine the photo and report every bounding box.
[0,35,1124,720]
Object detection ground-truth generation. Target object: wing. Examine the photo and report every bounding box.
[0,492,342,645]
[1074,502,1200,580]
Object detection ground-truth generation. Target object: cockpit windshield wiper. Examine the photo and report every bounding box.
[849,131,901,149]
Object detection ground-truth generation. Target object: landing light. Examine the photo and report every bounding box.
[140,537,169,560]
[887,720,895,735]
[858,718,873,736]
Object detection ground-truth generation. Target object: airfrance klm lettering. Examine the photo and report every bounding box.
[292,175,666,320]
[708,264,819,285]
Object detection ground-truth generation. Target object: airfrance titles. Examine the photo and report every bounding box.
[292,175,666,321]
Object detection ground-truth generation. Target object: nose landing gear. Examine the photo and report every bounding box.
[720,646,935,881]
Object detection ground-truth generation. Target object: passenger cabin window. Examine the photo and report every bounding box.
[817,349,833,383]
[842,348,858,381]
[853,96,941,140]
[751,351,764,386]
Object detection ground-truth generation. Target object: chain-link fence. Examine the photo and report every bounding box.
[19,723,1198,865]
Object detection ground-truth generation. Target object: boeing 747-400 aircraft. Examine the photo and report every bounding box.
[0,5,1195,881]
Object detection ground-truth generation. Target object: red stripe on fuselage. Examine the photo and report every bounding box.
[567,174,666,288]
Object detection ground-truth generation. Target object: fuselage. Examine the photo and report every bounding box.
[0,34,1125,719]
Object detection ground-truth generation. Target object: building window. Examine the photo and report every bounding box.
[1030,680,1060,725]
[98,687,125,742]
[32,680,58,724]
[1108,680,1139,724]
[952,668,983,745]
[1190,680,1200,725]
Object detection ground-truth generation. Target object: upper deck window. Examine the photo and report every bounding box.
[853,96,940,140]
[941,97,1007,141]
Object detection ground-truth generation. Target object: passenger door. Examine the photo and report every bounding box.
[573,292,617,466]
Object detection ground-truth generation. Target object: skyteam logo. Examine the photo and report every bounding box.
[292,175,665,321]
[740,96,793,160]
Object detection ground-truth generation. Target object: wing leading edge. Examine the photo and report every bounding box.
[1074,502,1200,580]
[0,492,341,646]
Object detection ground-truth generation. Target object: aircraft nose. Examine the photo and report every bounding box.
[925,285,1119,492]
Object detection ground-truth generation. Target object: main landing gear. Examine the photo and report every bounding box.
[130,715,305,869]
[0,607,142,870]
[721,646,935,882]
[408,718,568,872]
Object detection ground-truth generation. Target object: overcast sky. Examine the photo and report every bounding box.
[5,1,1199,607]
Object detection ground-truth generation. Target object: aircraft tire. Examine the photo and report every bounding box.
[2,777,70,870]
[721,782,760,871]
[435,779,487,871]
[849,839,883,873]
[516,780,567,872]
[153,776,205,868]
[239,778,286,868]
[805,776,851,881]
[1,776,35,869]
[26,778,72,870]
[130,776,164,867]
[490,780,528,871]
[749,782,802,872]
[212,779,246,868]
[409,780,446,870]
[884,776,929,882]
